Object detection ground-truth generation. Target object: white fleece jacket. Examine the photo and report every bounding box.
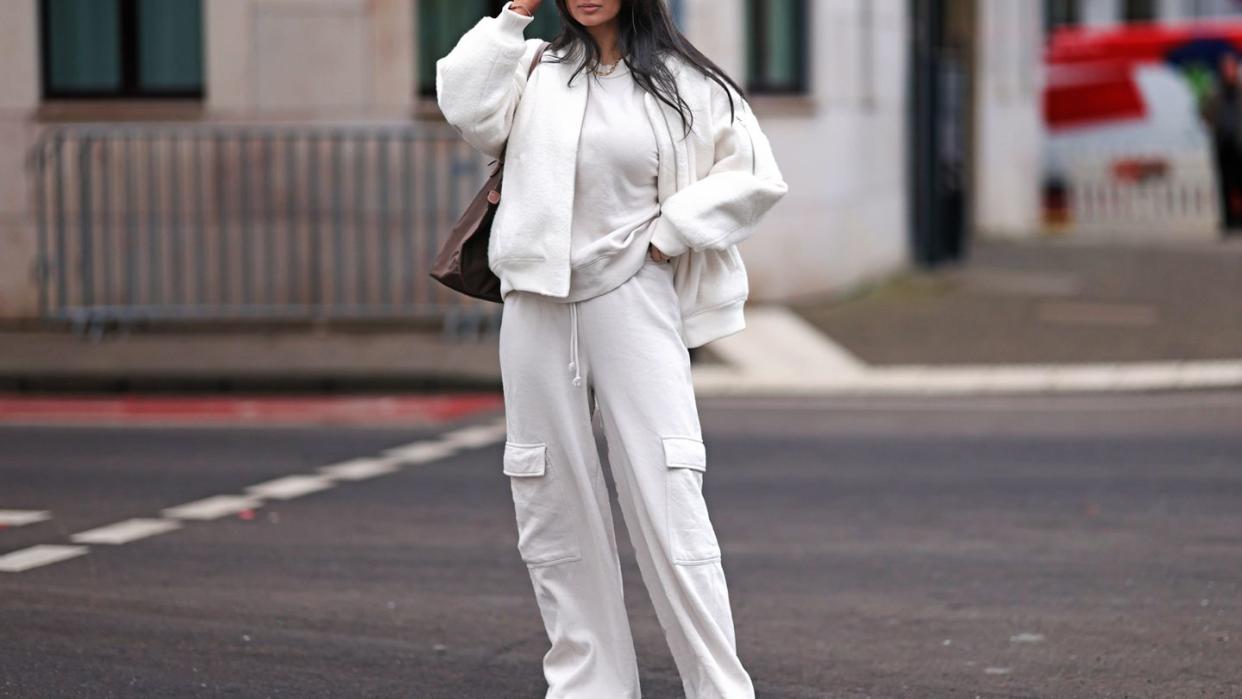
[435,6,788,348]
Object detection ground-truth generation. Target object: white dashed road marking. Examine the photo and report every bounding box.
[439,421,509,449]
[0,544,89,573]
[71,518,182,545]
[383,440,460,463]
[162,495,263,521]
[0,510,51,527]
[1,416,509,573]
[244,475,335,500]
[318,457,402,482]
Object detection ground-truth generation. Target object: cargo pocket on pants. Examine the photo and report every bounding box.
[503,441,582,568]
[662,435,721,565]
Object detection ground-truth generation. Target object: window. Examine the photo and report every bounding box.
[420,1,562,97]
[41,0,204,99]
[1044,0,1080,33]
[669,0,686,28]
[746,0,809,94]
[1123,0,1157,22]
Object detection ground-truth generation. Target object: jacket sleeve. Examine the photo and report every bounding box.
[648,82,789,257]
[434,6,542,161]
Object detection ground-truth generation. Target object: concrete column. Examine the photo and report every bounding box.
[371,0,415,114]
[701,0,912,300]
[1159,0,1189,20]
[681,0,745,81]
[1081,0,1123,26]
[209,0,413,119]
[0,2,39,112]
[974,0,1045,238]
[205,0,254,114]
[0,0,40,318]
[1175,0,1242,18]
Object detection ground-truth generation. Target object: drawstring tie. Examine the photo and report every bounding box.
[567,301,582,387]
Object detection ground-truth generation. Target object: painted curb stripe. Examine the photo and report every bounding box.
[0,394,504,426]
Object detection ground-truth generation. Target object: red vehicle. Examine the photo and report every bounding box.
[1042,20,1242,235]
[1045,20,1242,130]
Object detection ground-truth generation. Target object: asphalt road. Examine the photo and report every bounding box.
[2,391,1241,698]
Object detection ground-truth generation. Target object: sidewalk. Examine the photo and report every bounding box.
[690,236,1242,396]
[0,328,502,392]
[2,237,1238,396]
[790,236,1242,366]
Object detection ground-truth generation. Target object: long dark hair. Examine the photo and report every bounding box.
[543,0,745,139]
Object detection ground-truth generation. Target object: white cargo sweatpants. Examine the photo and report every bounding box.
[498,256,754,699]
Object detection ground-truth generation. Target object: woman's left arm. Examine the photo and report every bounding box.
[648,83,789,257]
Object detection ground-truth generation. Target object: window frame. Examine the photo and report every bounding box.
[746,0,810,95]
[39,0,204,100]
[1123,0,1157,22]
[670,0,685,28]
[1044,0,1080,34]
[418,0,564,98]
[417,0,690,99]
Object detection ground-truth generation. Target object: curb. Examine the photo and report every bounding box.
[693,307,1242,397]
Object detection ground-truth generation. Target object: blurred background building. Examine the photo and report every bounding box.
[0,0,1237,330]
[1050,0,1242,28]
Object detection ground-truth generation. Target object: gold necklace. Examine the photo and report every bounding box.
[593,58,623,77]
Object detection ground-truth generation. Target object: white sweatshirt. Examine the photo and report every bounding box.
[563,60,662,303]
[436,6,789,348]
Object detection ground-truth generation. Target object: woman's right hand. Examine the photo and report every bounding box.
[436,0,543,160]
[507,0,542,16]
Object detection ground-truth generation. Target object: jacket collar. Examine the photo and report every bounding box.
[536,44,691,200]
[542,43,686,78]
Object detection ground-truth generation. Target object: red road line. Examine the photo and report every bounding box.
[0,394,503,426]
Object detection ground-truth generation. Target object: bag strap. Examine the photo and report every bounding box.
[498,41,551,165]
[528,40,551,77]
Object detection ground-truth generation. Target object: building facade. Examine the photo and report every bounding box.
[0,1,1045,322]
[1056,0,1242,27]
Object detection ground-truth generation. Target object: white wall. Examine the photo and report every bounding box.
[682,0,911,302]
[1160,0,1242,19]
[0,0,418,320]
[1081,0,1124,25]
[2,0,913,316]
[206,0,413,118]
[974,0,1045,239]
[1083,0,1242,24]
[0,0,40,318]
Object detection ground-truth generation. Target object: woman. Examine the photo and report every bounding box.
[436,1,787,696]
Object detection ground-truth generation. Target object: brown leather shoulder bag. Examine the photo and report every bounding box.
[429,40,552,304]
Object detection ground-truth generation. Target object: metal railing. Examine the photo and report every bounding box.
[27,122,501,337]
[1068,151,1220,234]
[1047,139,1223,239]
